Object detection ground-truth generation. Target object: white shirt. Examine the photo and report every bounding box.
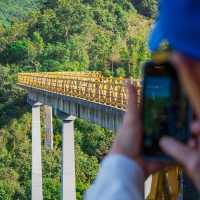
[85,154,144,200]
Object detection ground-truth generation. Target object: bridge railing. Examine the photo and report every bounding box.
[17,72,140,109]
[19,71,103,80]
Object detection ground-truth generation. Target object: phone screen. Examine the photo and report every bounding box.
[142,63,190,158]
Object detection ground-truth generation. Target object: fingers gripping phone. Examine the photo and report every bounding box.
[141,61,192,161]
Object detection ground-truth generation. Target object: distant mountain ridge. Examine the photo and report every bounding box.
[0,0,41,25]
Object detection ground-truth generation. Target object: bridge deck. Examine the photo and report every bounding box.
[17,72,140,110]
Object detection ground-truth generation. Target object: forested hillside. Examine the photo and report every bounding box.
[0,0,156,199]
[0,0,41,25]
[132,0,158,18]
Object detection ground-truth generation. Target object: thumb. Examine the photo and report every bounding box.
[123,80,141,132]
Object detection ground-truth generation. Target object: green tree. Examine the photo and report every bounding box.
[131,0,158,18]
[43,178,60,200]
[65,35,90,71]
[76,144,99,183]
[116,67,126,77]
[75,119,114,161]
[0,40,29,64]
[89,32,112,71]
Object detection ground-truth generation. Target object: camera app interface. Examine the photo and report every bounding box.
[143,76,189,156]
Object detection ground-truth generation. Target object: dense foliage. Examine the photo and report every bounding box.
[0,0,41,25]
[132,0,158,18]
[0,0,155,199]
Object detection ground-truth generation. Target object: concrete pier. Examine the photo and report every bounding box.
[44,105,53,150]
[32,103,43,200]
[61,116,76,200]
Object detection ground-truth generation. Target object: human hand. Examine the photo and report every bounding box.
[111,81,163,177]
[160,53,200,192]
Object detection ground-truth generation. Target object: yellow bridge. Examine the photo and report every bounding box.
[17,71,140,110]
[17,71,181,200]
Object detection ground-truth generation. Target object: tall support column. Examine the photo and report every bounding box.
[32,103,43,200]
[44,105,53,150]
[61,116,76,200]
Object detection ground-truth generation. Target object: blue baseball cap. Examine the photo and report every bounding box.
[149,0,200,60]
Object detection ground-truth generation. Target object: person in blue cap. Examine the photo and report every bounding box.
[85,1,200,199]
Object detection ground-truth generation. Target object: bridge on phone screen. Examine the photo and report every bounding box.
[17,72,181,200]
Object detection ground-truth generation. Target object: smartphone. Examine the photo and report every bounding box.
[141,61,191,161]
